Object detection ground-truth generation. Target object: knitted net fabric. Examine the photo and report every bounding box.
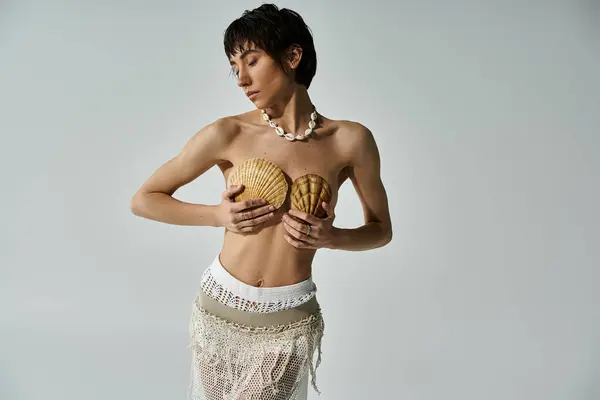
[187,267,324,399]
[199,265,317,313]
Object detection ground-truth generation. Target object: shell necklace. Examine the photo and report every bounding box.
[261,107,318,141]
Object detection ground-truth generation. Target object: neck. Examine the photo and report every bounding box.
[263,84,314,134]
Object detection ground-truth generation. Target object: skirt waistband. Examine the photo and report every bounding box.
[195,290,321,327]
[205,253,317,303]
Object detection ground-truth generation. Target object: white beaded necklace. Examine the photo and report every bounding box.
[261,107,318,141]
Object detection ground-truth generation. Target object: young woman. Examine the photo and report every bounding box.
[131,4,392,399]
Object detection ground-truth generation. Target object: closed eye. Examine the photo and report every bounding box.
[229,57,257,78]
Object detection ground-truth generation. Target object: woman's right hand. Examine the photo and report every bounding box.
[216,184,276,233]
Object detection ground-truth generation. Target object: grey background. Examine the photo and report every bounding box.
[1,1,599,399]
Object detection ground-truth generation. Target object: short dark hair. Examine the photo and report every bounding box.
[223,4,317,89]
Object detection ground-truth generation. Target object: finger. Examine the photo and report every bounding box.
[231,198,269,212]
[237,209,276,228]
[233,203,274,219]
[282,214,310,234]
[232,203,275,224]
[322,201,335,219]
[287,209,320,225]
[283,220,315,242]
[321,201,330,215]
[251,204,276,217]
[223,184,245,200]
[284,234,310,249]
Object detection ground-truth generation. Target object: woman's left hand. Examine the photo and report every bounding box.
[282,202,338,249]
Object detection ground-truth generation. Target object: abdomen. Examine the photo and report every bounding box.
[218,222,316,287]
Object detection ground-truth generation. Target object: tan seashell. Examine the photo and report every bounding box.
[290,174,332,218]
[226,157,288,209]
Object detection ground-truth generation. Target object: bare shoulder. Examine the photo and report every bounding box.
[186,115,240,156]
[327,118,379,167]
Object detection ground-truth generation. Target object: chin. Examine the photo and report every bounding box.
[250,92,275,110]
[251,99,267,110]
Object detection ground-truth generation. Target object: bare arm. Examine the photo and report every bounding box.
[130,118,234,226]
[331,124,393,250]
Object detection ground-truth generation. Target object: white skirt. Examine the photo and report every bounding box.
[187,254,324,400]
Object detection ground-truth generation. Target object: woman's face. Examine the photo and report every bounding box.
[229,44,293,109]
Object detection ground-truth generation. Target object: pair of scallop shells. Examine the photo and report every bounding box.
[226,157,332,217]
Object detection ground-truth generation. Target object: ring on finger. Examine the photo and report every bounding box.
[306,224,312,236]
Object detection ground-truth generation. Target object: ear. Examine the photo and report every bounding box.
[286,45,303,70]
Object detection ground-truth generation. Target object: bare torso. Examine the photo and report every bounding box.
[216,110,354,288]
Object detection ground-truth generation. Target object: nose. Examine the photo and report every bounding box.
[236,66,251,88]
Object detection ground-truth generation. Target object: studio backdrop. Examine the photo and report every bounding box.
[1,1,599,399]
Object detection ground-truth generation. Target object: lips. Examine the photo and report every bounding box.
[246,91,259,99]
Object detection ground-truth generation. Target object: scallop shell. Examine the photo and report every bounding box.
[291,174,332,218]
[226,157,288,209]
